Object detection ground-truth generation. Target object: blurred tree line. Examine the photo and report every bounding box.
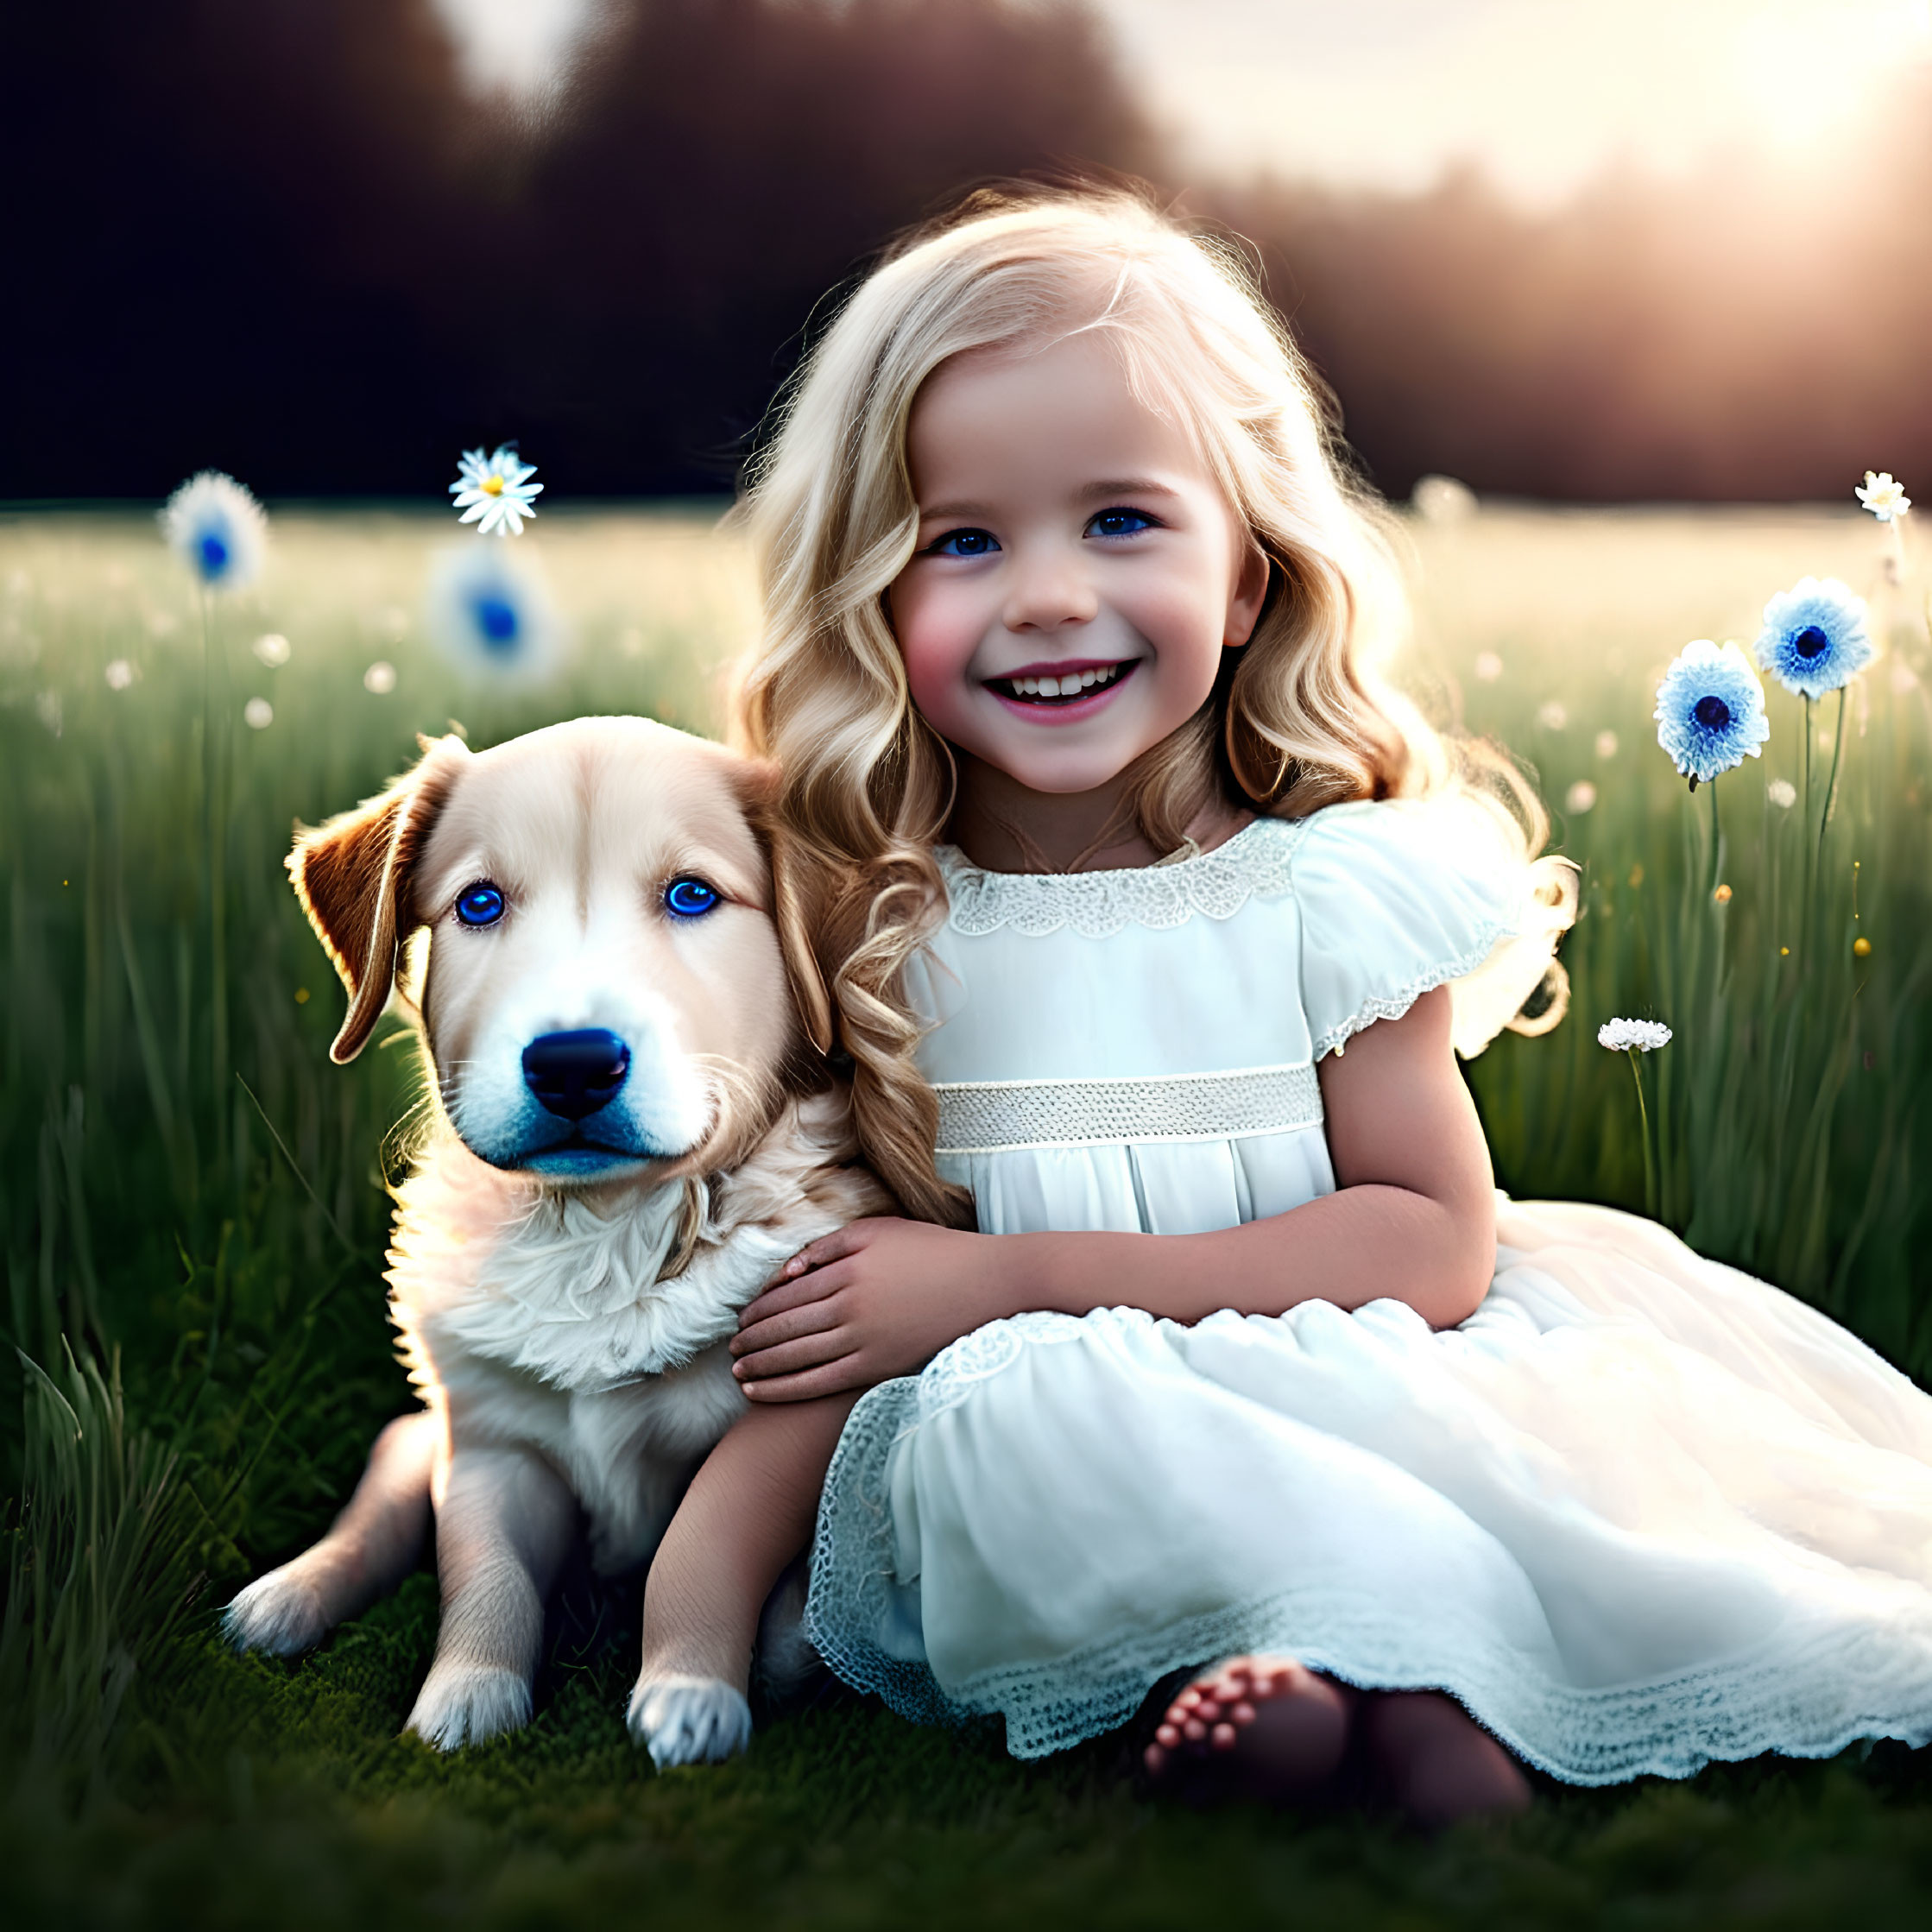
[3,0,1928,502]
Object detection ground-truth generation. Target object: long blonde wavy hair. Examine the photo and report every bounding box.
[730,185,1562,1226]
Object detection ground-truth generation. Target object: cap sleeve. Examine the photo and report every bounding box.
[1292,799,1577,1061]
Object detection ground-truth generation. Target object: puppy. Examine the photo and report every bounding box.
[224,717,887,1761]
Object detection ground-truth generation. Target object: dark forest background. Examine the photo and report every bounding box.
[5,0,1929,502]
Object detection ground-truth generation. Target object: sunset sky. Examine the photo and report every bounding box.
[435,0,1932,205]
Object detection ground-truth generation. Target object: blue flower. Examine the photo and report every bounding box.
[450,443,543,536]
[1654,640,1770,788]
[1753,577,1872,700]
[426,542,563,685]
[159,471,267,590]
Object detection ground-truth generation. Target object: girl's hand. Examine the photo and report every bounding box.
[730,1218,1002,1401]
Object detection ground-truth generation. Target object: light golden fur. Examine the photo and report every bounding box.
[224,717,887,1753]
[729,186,1569,1228]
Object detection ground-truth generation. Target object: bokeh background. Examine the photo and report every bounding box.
[7,6,1932,1927]
[8,0,1932,501]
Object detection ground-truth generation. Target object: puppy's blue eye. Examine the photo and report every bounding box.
[665,876,720,919]
[456,882,505,927]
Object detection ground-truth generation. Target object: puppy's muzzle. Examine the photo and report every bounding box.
[522,1029,632,1121]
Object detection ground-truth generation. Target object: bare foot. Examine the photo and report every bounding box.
[1358,1690,1531,1830]
[1141,1656,1354,1805]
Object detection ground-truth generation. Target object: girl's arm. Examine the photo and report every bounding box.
[637,1394,855,1695]
[732,985,1495,1404]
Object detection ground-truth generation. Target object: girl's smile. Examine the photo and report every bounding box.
[983,654,1140,718]
[888,329,1267,817]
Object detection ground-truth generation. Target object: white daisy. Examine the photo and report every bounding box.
[1854,471,1910,521]
[160,470,268,590]
[450,444,543,536]
[1598,1018,1672,1053]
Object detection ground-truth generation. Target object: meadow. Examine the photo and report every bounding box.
[3,501,1930,1928]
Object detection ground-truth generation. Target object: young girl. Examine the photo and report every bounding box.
[630,188,1932,1823]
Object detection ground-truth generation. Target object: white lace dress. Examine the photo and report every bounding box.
[802,800,1932,1783]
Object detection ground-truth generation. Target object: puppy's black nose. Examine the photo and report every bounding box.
[521,1029,631,1121]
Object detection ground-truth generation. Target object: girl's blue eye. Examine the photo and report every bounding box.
[931,527,999,558]
[456,882,505,927]
[665,876,721,919]
[1087,507,1157,539]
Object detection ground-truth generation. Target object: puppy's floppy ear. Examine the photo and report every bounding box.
[287,734,470,1064]
[736,760,835,1058]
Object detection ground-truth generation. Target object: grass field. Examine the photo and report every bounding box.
[3,501,1931,1928]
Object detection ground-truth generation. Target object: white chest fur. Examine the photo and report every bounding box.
[382,1096,880,1571]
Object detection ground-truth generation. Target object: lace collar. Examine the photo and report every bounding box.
[938,816,1307,938]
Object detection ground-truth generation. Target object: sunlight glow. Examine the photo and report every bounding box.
[1092,0,1932,204]
[1737,1,1932,150]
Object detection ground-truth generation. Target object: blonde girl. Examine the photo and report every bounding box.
[630,187,1932,1821]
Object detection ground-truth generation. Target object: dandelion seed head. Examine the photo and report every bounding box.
[159,470,267,590]
[1767,778,1797,807]
[243,698,274,729]
[1654,640,1770,785]
[1595,730,1619,760]
[251,632,290,667]
[1564,780,1597,814]
[363,660,397,694]
[1598,1018,1672,1052]
[1474,651,1503,683]
[1538,700,1569,730]
[104,659,136,691]
[1411,475,1476,523]
[1755,577,1872,700]
[1855,470,1910,522]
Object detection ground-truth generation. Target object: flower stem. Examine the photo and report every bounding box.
[1815,684,1848,884]
[200,588,228,1168]
[1628,1046,1657,1221]
[1705,775,1721,904]
[1801,693,1815,948]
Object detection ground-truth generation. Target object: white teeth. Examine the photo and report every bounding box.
[999,663,1125,699]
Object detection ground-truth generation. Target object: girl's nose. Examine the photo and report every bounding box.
[1001,546,1098,634]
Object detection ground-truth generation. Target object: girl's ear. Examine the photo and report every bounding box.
[287,734,470,1064]
[1225,539,1271,649]
[736,760,837,1058]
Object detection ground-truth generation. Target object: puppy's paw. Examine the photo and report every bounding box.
[628,1673,753,1770]
[224,1567,332,1657]
[406,1663,533,1752]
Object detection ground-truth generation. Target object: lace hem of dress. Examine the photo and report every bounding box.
[805,1404,1932,1780]
[1309,915,1516,1060]
[939,818,1305,938]
[933,1063,1323,1153]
